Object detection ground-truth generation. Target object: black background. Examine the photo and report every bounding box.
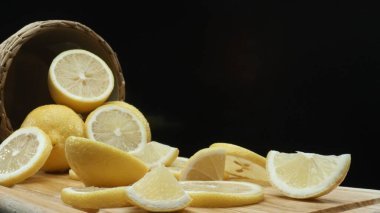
[1,1,379,190]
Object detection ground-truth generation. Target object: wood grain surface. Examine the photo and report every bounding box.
[0,172,380,213]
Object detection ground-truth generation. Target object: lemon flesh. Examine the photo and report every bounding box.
[126,166,191,212]
[0,127,52,186]
[266,150,351,199]
[48,49,114,113]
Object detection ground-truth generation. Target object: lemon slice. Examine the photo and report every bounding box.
[132,141,179,169]
[61,186,131,209]
[21,104,85,172]
[0,127,52,186]
[126,166,192,212]
[180,148,225,181]
[85,104,148,153]
[106,101,151,142]
[266,150,351,199]
[48,49,114,113]
[65,136,148,187]
[210,143,270,186]
[180,180,264,207]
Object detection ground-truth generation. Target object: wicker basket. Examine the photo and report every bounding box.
[0,20,125,141]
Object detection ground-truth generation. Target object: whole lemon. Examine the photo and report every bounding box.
[21,104,85,172]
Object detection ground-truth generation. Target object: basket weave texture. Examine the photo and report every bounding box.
[0,20,125,141]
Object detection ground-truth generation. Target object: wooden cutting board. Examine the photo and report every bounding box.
[1,172,380,213]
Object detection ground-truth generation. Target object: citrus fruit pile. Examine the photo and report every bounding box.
[0,49,351,212]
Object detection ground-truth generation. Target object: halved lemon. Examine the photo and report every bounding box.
[106,101,151,142]
[180,148,225,181]
[85,104,148,153]
[48,49,114,113]
[266,150,351,199]
[180,180,264,207]
[210,143,270,186]
[61,186,131,209]
[0,127,52,186]
[65,136,148,187]
[132,141,179,169]
[126,166,192,212]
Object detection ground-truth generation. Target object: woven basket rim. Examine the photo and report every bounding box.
[0,19,125,140]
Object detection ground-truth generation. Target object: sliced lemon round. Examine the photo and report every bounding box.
[48,49,114,113]
[180,148,225,181]
[85,104,148,153]
[61,186,131,209]
[210,143,270,186]
[106,101,151,142]
[21,104,85,172]
[132,141,179,169]
[126,166,192,212]
[180,180,263,207]
[0,127,52,186]
[266,150,351,199]
[65,136,148,187]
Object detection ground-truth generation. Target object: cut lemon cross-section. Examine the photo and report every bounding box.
[210,143,270,186]
[85,104,148,153]
[106,101,151,142]
[0,127,52,186]
[180,180,264,207]
[132,141,179,169]
[126,166,192,212]
[266,150,351,199]
[180,148,225,181]
[48,49,114,113]
[65,136,148,187]
[61,186,131,209]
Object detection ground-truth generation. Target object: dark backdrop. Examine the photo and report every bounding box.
[1,1,379,189]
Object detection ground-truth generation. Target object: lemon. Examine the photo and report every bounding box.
[61,186,131,209]
[180,180,264,207]
[266,150,351,199]
[85,104,148,153]
[180,148,225,181]
[65,136,148,187]
[168,157,189,179]
[106,101,151,142]
[0,127,52,186]
[168,167,182,180]
[169,156,189,168]
[68,169,80,181]
[126,166,192,212]
[48,49,114,113]
[132,141,179,169]
[210,143,270,186]
[21,105,85,172]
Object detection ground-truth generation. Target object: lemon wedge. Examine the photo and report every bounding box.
[266,150,351,199]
